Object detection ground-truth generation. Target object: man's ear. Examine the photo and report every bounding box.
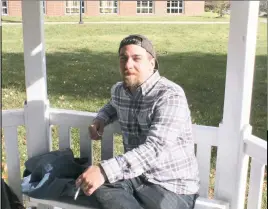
[150,58,155,70]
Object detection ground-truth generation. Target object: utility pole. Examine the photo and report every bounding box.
[79,0,83,24]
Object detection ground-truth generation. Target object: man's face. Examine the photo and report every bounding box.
[119,44,155,89]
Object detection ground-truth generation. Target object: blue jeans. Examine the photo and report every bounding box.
[93,176,198,209]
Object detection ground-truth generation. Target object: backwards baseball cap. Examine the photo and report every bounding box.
[118,34,159,69]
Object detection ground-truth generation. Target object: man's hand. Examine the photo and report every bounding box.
[76,165,106,196]
[89,118,105,140]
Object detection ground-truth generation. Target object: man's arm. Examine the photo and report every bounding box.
[95,99,117,126]
[100,93,191,183]
[89,84,119,140]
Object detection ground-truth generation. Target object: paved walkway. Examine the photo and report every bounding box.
[2,21,230,26]
[3,19,266,26]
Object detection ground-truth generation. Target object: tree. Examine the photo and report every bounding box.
[204,1,214,12]
[259,1,267,15]
[212,1,230,17]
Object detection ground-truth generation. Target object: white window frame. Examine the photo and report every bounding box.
[137,1,154,14]
[2,0,8,16]
[65,0,85,15]
[167,0,184,14]
[99,1,118,14]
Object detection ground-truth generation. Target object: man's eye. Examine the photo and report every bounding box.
[134,57,141,61]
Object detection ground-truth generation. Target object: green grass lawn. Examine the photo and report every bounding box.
[2,21,267,207]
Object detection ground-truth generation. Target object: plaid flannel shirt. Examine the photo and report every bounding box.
[97,71,199,195]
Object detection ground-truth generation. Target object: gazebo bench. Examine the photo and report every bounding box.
[24,195,230,209]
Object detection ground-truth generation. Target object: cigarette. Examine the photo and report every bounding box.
[74,187,81,200]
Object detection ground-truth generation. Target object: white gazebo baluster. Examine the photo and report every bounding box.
[22,0,50,158]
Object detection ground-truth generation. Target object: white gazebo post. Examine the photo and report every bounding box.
[22,1,50,158]
[214,1,260,209]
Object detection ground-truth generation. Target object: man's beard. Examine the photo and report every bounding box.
[123,76,139,88]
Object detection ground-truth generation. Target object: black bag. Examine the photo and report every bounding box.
[1,178,25,209]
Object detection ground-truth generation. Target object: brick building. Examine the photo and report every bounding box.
[2,1,204,17]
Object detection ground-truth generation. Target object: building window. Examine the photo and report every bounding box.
[99,1,117,14]
[167,0,184,14]
[137,1,153,14]
[2,0,8,15]
[65,0,85,14]
[43,0,46,14]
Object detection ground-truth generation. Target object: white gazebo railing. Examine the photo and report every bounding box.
[2,1,266,209]
[2,108,267,209]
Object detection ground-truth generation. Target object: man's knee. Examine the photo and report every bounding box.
[93,185,125,209]
[136,183,197,209]
[93,183,143,209]
[93,183,122,202]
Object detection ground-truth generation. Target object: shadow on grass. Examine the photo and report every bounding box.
[2,19,22,23]
[2,49,267,138]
